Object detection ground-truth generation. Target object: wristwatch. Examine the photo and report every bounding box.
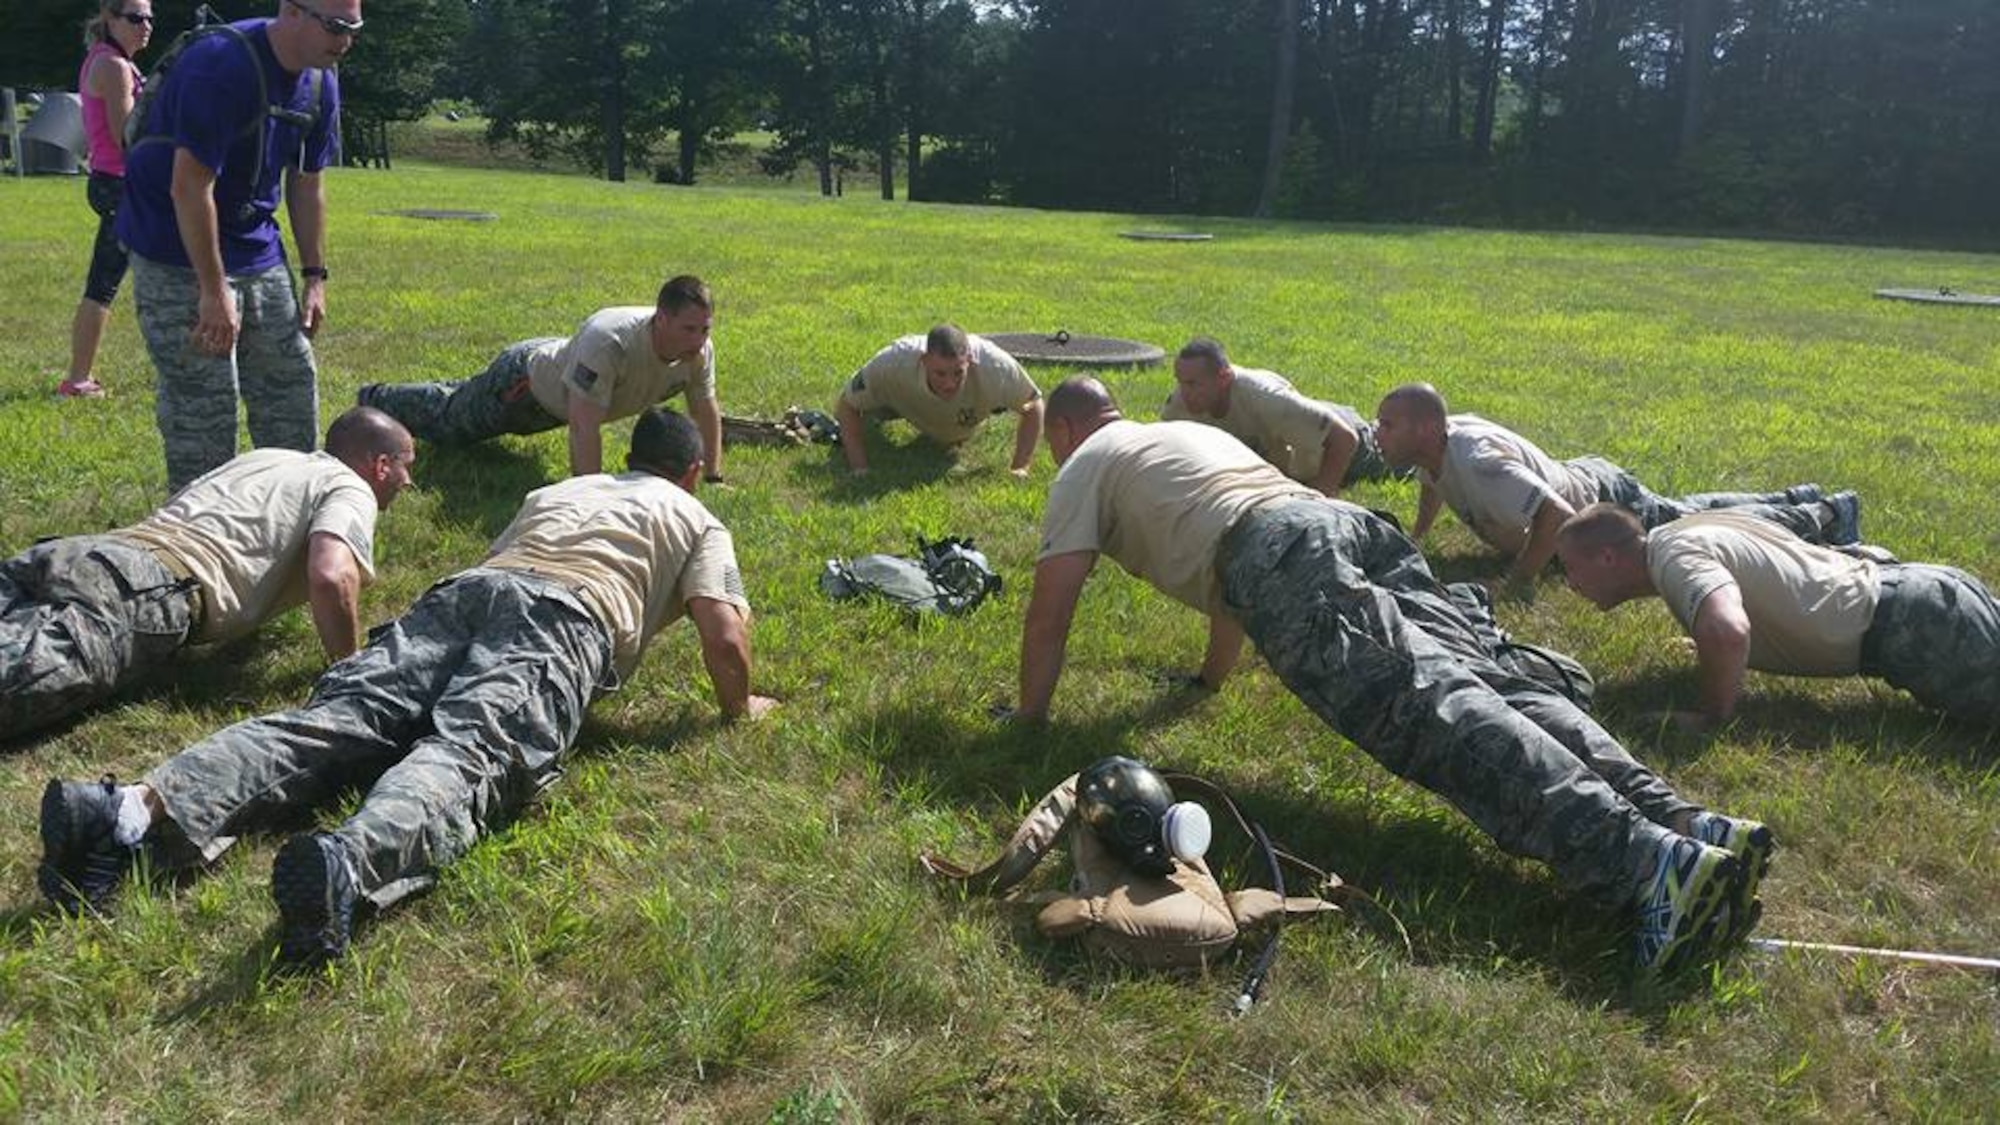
[301,265,330,281]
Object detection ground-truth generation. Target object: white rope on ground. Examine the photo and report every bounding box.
[1748,937,2000,973]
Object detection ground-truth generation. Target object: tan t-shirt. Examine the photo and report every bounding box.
[484,471,749,679]
[526,307,717,421]
[119,450,379,643]
[1420,414,1597,553]
[1039,420,1317,616]
[837,334,1041,444]
[1160,367,1363,482]
[1647,511,1878,675]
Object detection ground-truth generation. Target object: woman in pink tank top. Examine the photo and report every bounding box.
[60,0,152,399]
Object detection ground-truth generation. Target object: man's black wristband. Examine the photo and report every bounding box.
[703,471,726,484]
[301,265,329,281]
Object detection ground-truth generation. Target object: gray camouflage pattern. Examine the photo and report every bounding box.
[0,536,195,740]
[359,339,567,444]
[1564,456,1830,541]
[1861,563,2000,724]
[1220,499,1697,905]
[145,568,610,908]
[131,256,320,493]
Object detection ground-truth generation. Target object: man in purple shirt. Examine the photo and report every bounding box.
[118,0,360,493]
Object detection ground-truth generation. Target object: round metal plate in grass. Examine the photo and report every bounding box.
[985,331,1167,368]
[1120,231,1214,242]
[1874,287,2000,308]
[382,208,500,222]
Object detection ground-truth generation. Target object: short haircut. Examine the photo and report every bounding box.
[1045,376,1121,426]
[924,323,971,359]
[629,407,705,477]
[324,406,410,462]
[1557,502,1647,555]
[1380,382,1447,426]
[657,275,713,314]
[1177,337,1229,372]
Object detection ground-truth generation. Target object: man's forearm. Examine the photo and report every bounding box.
[307,577,362,661]
[1312,424,1360,497]
[170,160,226,297]
[1412,484,1442,539]
[690,396,725,476]
[837,401,870,471]
[1198,615,1246,688]
[1017,621,1068,720]
[1010,404,1044,472]
[701,633,754,717]
[567,418,604,476]
[286,170,327,267]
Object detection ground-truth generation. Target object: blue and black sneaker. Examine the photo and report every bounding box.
[1634,835,1743,981]
[1689,811,1775,945]
[1783,483,1825,506]
[37,777,137,915]
[271,833,361,967]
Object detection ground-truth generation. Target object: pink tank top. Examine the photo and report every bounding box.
[79,40,138,176]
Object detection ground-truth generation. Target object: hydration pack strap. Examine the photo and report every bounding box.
[918,773,1078,896]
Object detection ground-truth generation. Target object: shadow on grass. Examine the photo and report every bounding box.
[1596,669,2000,765]
[158,939,278,1026]
[851,692,1640,1006]
[411,440,553,540]
[787,430,959,502]
[0,638,310,755]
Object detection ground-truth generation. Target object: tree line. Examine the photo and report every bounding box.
[7,0,1994,238]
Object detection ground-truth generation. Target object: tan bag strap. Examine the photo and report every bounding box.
[919,774,1079,895]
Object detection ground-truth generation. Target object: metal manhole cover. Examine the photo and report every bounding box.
[1874,287,2000,308]
[985,331,1166,367]
[382,208,499,221]
[1120,231,1214,242]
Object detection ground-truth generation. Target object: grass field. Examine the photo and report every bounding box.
[3,162,2000,1121]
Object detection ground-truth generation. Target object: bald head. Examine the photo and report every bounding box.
[1043,376,1123,466]
[1556,502,1646,557]
[1045,376,1121,426]
[325,406,409,462]
[1379,383,1447,427]
[1373,382,1450,473]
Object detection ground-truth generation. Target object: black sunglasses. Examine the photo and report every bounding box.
[286,0,363,37]
[115,11,153,25]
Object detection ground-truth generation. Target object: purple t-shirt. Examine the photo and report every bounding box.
[116,19,340,276]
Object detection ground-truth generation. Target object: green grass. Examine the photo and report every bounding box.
[4,161,2000,1121]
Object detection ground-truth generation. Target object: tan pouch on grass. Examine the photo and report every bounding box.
[922,772,1342,971]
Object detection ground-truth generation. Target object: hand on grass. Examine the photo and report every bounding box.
[735,695,780,721]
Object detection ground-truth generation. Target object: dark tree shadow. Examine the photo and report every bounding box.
[412,440,554,540]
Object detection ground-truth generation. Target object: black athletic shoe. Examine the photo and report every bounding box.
[1824,492,1863,546]
[271,833,360,967]
[37,777,137,914]
[1783,483,1824,506]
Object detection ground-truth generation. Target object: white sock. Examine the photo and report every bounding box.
[113,786,152,847]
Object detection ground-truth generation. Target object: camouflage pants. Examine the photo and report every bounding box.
[1565,456,1828,541]
[1220,499,1697,905]
[359,339,566,444]
[145,568,612,908]
[0,536,196,741]
[131,255,319,494]
[1860,564,2000,725]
